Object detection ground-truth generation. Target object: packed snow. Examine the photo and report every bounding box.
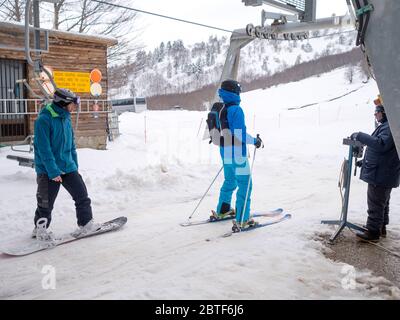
[1,67,399,299]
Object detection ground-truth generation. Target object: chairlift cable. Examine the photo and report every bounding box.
[92,0,355,41]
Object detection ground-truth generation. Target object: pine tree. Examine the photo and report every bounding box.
[159,42,165,62]
[167,63,172,79]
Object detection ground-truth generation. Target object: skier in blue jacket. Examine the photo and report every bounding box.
[212,80,263,231]
[33,88,99,241]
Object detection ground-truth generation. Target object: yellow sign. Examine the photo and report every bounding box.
[53,71,90,93]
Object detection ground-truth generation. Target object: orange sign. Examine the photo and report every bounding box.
[90,69,102,83]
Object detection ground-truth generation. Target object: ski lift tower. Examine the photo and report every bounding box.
[224,0,400,159]
[216,0,353,95]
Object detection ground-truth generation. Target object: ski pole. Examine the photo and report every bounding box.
[239,147,257,228]
[239,134,262,228]
[187,165,223,221]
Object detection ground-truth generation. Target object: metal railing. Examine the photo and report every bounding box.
[0,99,113,115]
[0,99,115,142]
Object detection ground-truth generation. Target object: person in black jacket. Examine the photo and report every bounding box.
[350,96,400,241]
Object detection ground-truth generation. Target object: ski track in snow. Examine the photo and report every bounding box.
[1,68,400,299]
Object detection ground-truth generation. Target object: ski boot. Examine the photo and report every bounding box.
[210,209,236,222]
[231,219,258,233]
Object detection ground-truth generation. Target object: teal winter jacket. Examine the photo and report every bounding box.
[34,103,78,179]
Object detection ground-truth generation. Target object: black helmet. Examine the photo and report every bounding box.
[221,79,241,95]
[53,88,80,108]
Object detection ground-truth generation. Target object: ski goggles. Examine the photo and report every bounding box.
[73,96,81,106]
[374,105,384,114]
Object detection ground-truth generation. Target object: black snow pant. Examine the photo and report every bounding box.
[34,171,93,228]
[366,184,392,234]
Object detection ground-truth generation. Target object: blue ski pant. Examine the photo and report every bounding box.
[217,158,252,223]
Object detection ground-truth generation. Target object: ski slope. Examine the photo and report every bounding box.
[0,67,399,299]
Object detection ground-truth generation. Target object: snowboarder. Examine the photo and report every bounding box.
[350,95,400,241]
[211,79,263,231]
[32,88,99,241]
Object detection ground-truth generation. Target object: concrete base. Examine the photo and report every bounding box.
[76,134,107,150]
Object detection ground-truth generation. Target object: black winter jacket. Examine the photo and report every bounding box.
[357,119,400,188]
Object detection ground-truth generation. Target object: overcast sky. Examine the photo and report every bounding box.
[130,0,350,50]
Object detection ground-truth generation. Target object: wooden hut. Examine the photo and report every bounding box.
[0,21,117,149]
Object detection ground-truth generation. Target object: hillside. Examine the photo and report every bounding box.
[108,29,368,110]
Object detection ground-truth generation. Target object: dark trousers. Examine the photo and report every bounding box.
[34,171,93,228]
[366,184,391,234]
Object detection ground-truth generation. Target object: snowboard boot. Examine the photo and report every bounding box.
[72,219,101,237]
[34,218,55,242]
[356,229,380,242]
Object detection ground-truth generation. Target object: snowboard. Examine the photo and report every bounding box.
[180,208,283,227]
[1,216,127,257]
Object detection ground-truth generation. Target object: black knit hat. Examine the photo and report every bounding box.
[221,79,241,95]
[375,105,385,113]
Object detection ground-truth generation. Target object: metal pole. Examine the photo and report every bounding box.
[239,144,258,228]
[187,165,223,221]
[342,145,354,222]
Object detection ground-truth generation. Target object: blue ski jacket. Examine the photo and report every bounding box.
[218,88,256,161]
[34,103,78,179]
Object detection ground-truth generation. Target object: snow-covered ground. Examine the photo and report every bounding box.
[1,67,399,299]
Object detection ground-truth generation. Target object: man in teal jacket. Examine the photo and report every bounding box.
[33,88,97,240]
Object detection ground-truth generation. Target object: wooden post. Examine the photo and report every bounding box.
[144,112,147,144]
[196,117,203,137]
[278,113,281,128]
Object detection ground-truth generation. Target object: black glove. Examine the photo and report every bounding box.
[254,135,264,149]
[350,132,359,140]
[356,160,363,168]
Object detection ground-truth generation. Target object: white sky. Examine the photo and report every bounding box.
[130,0,350,50]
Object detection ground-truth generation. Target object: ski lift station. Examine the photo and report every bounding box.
[110,98,147,115]
[0,20,117,150]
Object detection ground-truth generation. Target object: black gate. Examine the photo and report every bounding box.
[0,58,27,143]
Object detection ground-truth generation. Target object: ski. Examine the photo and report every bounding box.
[180,208,283,227]
[221,213,292,238]
[1,216,127,256]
